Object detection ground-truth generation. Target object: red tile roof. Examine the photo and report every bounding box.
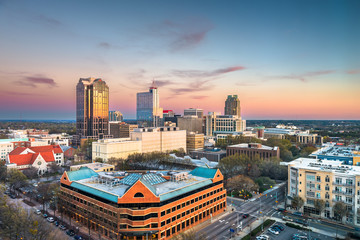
[8,144,60,166]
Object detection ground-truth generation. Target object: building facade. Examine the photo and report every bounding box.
[92,138,142,161]
[205,113,246,137]
[296,133,323,145]
[59,167,226,240]
[184,108,203,118]
[284,158,360,226]
[0,138,32,161]
[177,116,203,134]
[224,95,241,118]
[186,133,204,153]
[109,111,123,122]
[136,82,163,127]
[109,122,138,138]
[76,78,110,143]
[226,143,280,159]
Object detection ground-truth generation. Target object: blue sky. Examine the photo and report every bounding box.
[0,0,359,120]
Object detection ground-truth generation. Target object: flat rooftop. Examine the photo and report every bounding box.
[227,143,278,151]
[282,158,360,176]
[66,167,218,203]
[311,145,360,158]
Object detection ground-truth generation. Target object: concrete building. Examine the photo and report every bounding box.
[59,167,226,239]
[190,148,226,162]
[0,138,32,161]
[186,133,204,153]
[131,127,186,153]
[178,116,203,134]
[310,144,360,165]
[70,162,115,172]
[296,133,323,145]
[76,78,110,143]
[163,110,175,118]
[226,143,280,159]
[92,138,142,161]
[184,108,203,118]
[92,127,186,161]
[205,112,246,137]
[109,111,123,122]
[6,145,64,175]
[283,158,360,226]
[224,95,241,118]
[136,81,163,127]
[109,122,138,138]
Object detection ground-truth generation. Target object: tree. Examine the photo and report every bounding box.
[300,145,317,157]
[314,199,326,217]
[217,154,243,181]
[291,195,304,210]
[226,175,259,193]
[0,161,7,182]
[333,202,348,222]
[255,177,276,193]
[7,169,27,192]
[47,162,62,174]
[23,166,39,179]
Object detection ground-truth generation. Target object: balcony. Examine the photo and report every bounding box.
[332,190,355,196]
[333,182,355,187]
[332,198,353,205]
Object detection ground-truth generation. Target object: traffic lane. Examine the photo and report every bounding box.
[201,212,242,239]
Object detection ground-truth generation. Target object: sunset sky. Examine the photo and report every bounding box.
[0,0,359,120]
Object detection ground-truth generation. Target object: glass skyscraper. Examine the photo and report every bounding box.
[136,82,163,127]
[224,95,241,118]
[76,78,109,141]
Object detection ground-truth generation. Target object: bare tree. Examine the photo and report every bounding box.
[314,199,325,218]
[291,195,304,211]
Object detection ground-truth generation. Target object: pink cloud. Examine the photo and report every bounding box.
[275,70,335,82]
[346,69,360,74]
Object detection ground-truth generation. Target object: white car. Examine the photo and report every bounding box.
[268,228,279,235]
[47,217,54,223]
[256,235,270,240]
[34,209,41,215]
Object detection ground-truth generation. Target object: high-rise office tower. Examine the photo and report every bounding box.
[136,81,163,127]
[225,95,241,118]
[76,78,109,142]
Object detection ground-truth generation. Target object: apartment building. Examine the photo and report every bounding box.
[59,167,226,240]
[284,158,360,226]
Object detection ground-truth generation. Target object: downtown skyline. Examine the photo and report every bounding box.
[0,0,359,120]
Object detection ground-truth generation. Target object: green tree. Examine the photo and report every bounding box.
[7,169,27,192]
[291,195,304,210]
[0,161,7,182]
[333,202,348,222]
[217,154,243,181]
[314,199,326,217]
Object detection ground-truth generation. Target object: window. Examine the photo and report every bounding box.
[316,184,321,190]
[325,176,330,182]
[325,193,329,199]
[346,179,353,186]
[335,178,342,184]
[134,192,144,198]
[325,201,330,208]
[316,176,321,182]
[325,184,329,191]
[306,175,315,181]
[316,193,321,199]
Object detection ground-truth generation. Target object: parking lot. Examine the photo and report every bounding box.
[259,221,335,240]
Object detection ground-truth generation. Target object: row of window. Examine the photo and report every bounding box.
[160,203,225,238]
[161,197,226,226]
[160,187,224,216]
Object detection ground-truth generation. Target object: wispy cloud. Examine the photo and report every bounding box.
[1,91,45,96]
[34,14,61,27]
[15,76,57,88]
[153,80,176,87]
[192,95,208,100]
[236,82,257,87]
[346,69,360,74]
[155,18,214,52]
[274,70,335,82]
[170,80,213,94]
[98,42,111,49]
[172,66,245,78]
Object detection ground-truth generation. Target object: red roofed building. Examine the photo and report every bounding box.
[6,145,64,175]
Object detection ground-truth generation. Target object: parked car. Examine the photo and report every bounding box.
[59,225,67,231]
[47,217,54,223]
[43,213,48,218]
[277,208,286,212]
[294,219,308,226]
[271,226,282,232]
[273,224,284,231]
[256,235,270,240]
[243,213,250,218]
[66,230,75,236]
[54,221,59,226]
[282,216,293,221]
[74,236,84,240]
[34,209,41,215]
[293,211,303,217]
[268,228,279,235]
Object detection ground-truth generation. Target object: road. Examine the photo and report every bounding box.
[198,184,286,240]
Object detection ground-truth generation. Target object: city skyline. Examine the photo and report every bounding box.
[0,0,359,120]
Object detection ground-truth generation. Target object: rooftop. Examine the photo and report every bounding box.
[282,158,360,176]
[65,167,218,203]
[228,143,278,151]
[311,144,360,158]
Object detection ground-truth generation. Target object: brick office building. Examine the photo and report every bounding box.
[226,143,280,159]
[59,167,226,239]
